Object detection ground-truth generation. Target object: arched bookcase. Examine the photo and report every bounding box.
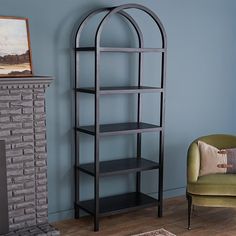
[74,4,167,231]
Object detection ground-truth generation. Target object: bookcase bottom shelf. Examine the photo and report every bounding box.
[76,192,158,217]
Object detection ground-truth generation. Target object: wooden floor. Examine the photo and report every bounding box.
[53,196,236,236]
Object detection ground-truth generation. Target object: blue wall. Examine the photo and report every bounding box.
[1,0,236,222]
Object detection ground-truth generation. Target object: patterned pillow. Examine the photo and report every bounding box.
[198,141,236,176]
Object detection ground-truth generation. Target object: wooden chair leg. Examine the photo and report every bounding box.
[187,194,192,230]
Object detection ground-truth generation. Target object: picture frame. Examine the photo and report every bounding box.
[0,16,33,77]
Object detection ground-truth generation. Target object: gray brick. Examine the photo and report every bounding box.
[34,107,45,114]
[23,107,33,114]
[5,136,22,143]
[0,101,9,108]
[25,208,36,214]
[6,149,23,157]
[7,163,24,170]
[34,100,45,107]
[24,161,34,168]
[12,141,33,149]
[35,146,46,153]
[34,113,46,120]
[33,89,45,94]
[35,127,46,133]
[0,129,11,137]
[5,144,11,150]
[12,114,33,122]
[36,173,46,179]
[0,90,9,95]
[23,134,34,142]
[10,100,33,108]
[35,140,47,147]
[22,94,33,100]
[8,209,24,217]
[0,108,21,115]
[0,122,22,130]
[36,179,47,186]
[0,94,21,101]
[0,115,10,122]
[24,194,35,201]
[14,201,35,210]
[37,212,47,218]
[35,160,46,167]
[36,217,47,224]
[8,195,25,204]
[13,187,35,196]
[24,168,35,175]
[35,133,46,140]
[37,166,47,173]
[24,181,35,188]
[14,174,34,183]
[37,199,47,205]
[25,219,36,227]
[8,191,13,198]
[12,128,33,135]
[37,185,47,192]
[12,155,33,163]
[36,192,47,199]
[10,222,25,230]
[23,122,33,128]
[23,148,34,155]
[7,169,23,177]
[34,121,46,127]
[10,89,30,95]
[14,214,35,223]
[35,153,47,159]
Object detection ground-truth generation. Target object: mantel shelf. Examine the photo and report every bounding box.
[76,86,163,95]
[75,47,166,53]
[77,122,162,136]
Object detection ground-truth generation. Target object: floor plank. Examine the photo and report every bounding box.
[52,196,236,236]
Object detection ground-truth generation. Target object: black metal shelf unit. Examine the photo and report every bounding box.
[74,4,167,231]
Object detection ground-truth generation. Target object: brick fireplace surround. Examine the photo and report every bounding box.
[0,77,59,236]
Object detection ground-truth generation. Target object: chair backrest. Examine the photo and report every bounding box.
[193,134,236,149]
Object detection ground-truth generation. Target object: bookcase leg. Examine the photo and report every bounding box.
[74,204,80,219]
[94,215,99,231]
[158,202,163,217]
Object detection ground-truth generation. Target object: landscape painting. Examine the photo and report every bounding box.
[0,17,32,77]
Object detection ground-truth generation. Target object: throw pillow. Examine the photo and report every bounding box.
[198,141,236,176]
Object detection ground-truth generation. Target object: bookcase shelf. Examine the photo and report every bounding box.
[76,192,158,217]
[78,158,159,176]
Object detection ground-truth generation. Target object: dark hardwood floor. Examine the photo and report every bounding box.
[52,196,236,236]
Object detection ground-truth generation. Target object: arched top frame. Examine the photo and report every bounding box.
[75,4,167,49]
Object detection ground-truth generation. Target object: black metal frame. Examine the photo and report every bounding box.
[74,4,167,231]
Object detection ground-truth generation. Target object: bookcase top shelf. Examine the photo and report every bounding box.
[75,47,166,53]
[76,86,164,94]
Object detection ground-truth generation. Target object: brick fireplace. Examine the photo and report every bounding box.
[0,77,59,235]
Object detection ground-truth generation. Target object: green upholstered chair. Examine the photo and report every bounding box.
[186,134,236,229]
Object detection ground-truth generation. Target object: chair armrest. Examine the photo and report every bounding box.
[187,142,200,183]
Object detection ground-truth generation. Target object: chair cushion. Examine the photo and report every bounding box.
[188,174,236,196]
[198,141,236,176]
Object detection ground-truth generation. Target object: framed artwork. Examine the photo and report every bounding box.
[0,16,33,77]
